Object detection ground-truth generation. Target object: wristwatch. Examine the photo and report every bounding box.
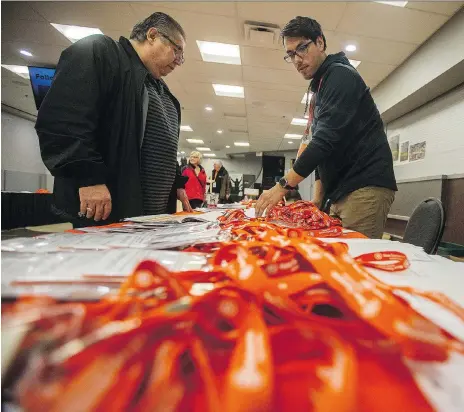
[278,177,296,190]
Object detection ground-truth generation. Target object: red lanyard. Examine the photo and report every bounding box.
[355,252,410,272]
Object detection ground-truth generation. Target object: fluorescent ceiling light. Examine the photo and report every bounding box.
[291,118,308,126]
[349,59,361,68]
[301,92,313,104]
[288,141,294,144]
[226,145,230,148]
[196,147,211,151]
[234,142,250,147]
[187,138,204,144]
[217,130,223,134]
[205,106,213,111]
[51,23,103,43]
[20,50,33,57]
[345,45,357,52]
[1,64,29,79]
[181,151,185,154]
[375,1,408,7]
[180,125,193,132]
[196,41,241,65]
[284,133,303,139]
[204,153,216,157]
[213,84,244,99]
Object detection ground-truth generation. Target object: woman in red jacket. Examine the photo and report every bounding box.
[182,151,207,209]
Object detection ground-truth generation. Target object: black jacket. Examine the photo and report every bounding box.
[293,52,397,204]
[211,166,230,199]
[36,35,186,225]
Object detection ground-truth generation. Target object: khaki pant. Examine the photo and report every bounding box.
[330,186,395,239]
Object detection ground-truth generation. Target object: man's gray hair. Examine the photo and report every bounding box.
[214,160,223,166]
[130,12,185,42]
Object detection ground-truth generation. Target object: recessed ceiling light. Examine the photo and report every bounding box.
[181,151,185,154]
[291,118,308,126]
[375,1,408,7]
[234,142,250,147]
[284,134,303,139]
[196,147,211,151]
[226,145,230,148]
[205,106,213,111]
[288,141,294,144]
[349,59,361,68]
[20,50,33,57]
[187,138,204,144]
[217,130,223,134]
[301,92,314,104]
[1,64,29,79]
[196,41,241,65]
[213,84,244,99]
[51,23,103,43]
[203,153,216,157]
[180,125,193,132]
[345,45,357,52]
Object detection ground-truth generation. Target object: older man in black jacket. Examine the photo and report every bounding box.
[36,12,192,227]
[256,16,397,238]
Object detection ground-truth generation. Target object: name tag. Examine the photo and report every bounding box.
[212,182,217,189]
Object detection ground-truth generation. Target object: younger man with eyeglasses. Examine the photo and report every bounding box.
[256,16,397,239]
[36,12,192,227]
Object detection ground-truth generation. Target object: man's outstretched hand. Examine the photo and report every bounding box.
[255,184,288,217]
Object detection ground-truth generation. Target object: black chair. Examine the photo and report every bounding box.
[402,198,445,254]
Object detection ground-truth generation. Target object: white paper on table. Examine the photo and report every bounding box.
[245,208,256,218]
[1,249,207,286]
[405,352,464,412]
[318,239,433,262]
[123,214,185,223]
[1,223,220,252]
[393,290,464,341]
[217,203,247,209]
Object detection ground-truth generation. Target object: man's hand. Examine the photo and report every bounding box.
[255,184,288,217]
[79,184,112,221]
[177,188,193,212]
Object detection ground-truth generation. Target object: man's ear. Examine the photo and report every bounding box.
[316,36,324,51]
[147,27,159,43]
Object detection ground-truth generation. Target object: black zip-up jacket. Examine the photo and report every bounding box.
[293,52,397,205]
[35,35,187,225]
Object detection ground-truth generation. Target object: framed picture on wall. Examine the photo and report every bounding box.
[410,141,426,162]
[400,141,409,162]
[388,135,400,161]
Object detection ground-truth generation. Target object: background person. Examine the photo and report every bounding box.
[210,160,231,204]
[182,151,207,209]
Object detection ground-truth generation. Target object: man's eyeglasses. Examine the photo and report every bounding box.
[160,32,185,64]
[284,40,313,63]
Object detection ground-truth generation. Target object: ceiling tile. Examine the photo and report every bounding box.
[131,3,240,44]
[405,2,463,16]
[151,2,237,17]
[2,2,47,22]
[236,2,348,31]
[357,61,397,88]
[337,2,449,44]
[1,19,71,47]
[243,65,306,87]
[330,33,418,66]
[31,1,136,31]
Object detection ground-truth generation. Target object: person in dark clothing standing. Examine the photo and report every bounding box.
[256,16,397,238]
[210,161,231,204]
[35,12,192,227]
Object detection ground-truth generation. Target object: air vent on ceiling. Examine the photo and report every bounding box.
[244,21,281,47]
